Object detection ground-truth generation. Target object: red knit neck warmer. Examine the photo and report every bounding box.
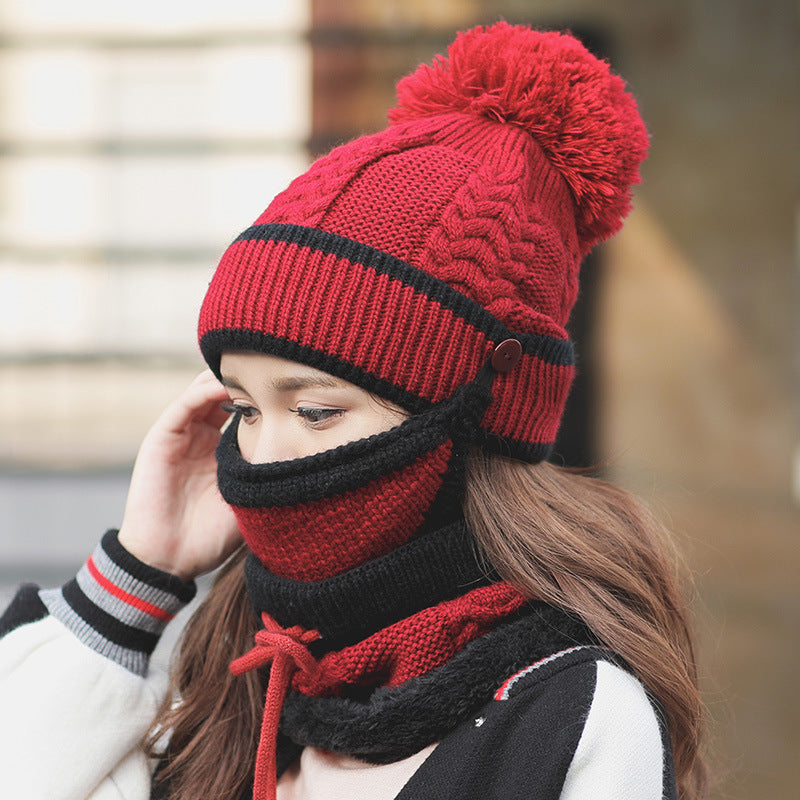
[295,580,526,695]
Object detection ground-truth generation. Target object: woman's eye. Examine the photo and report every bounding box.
[290,407,345,428]
[221,402,259,422]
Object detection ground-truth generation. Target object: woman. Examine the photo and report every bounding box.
[0,22,707,800]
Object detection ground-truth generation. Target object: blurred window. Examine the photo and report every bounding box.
[0,2,311,469]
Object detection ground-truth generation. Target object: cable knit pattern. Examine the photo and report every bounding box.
[263,128,435,229]
[420,151,578,334]
[390,23,649,254]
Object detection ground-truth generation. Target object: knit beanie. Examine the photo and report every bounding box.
[199,22,648,462]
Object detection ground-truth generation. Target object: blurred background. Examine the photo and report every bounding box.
[0,1,796,797]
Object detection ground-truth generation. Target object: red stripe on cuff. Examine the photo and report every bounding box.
[86,555,175,622]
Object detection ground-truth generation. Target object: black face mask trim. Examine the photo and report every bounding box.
[217,404,450,508]
[216,372,495,510]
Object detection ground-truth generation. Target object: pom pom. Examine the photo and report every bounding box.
[389,22,649,253]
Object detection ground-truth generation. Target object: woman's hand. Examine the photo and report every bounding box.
[118,370,241,581]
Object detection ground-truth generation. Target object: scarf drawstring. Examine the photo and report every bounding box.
[230,612,320,800]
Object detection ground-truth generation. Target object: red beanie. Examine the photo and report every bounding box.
[199,23,648,462]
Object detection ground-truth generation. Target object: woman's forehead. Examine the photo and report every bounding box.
[220,351,346,391]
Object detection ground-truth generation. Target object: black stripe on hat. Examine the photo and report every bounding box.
[232,223,575,368]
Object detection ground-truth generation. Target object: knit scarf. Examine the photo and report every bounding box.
[243,521,527,695]
[241,524,595,775]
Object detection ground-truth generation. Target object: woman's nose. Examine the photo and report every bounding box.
[242,419,296,465]
[252,430,291,464]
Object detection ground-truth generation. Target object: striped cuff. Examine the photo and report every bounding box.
[39,530,196,675]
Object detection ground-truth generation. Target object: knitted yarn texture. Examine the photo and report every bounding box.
[238,518,599,764]
[199,22,649,463]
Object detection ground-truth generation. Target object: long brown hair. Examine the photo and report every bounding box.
[147,452,707,799]
[145,546,262,799]
[463,451,707,799]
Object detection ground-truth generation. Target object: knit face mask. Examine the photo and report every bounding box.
[216,372,494,581]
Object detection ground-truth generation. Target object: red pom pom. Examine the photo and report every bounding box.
[389,22,649,254]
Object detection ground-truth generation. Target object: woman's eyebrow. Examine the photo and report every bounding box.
[220,374,340,393]
[271,375,340,392]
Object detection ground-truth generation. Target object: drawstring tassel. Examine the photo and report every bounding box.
[230,611,321,800]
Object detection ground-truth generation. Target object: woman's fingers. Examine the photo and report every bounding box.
[119,370,241,579]
[147,371,230,444]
